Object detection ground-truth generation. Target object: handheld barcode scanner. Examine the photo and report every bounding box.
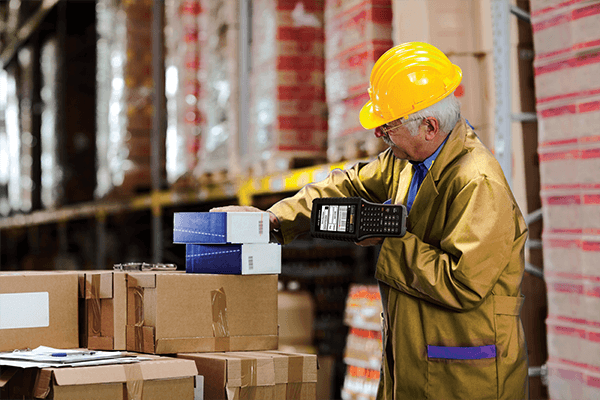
[310,197,407,242]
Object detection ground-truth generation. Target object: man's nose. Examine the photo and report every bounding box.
[374,126,384,138]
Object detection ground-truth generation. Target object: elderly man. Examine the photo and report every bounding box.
[214,42,529,399]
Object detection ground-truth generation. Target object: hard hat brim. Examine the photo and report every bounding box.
[359,100,389,130]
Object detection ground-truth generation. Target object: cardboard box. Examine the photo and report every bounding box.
[0,272,79,352]
[177,351,317,400]
[173,212,270,244]
[0,356,198,399]
[278,291,315,347]
[392,0,493,54]
[186,243,281,275]
[79,271,128,351]
[126,272,278,354]
[256,351,317,400]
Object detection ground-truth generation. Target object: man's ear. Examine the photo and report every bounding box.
[424,117,439,141]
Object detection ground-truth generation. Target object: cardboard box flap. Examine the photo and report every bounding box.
[51,365,127,386]
[0,367,18,388]
[85,273,114,299]
[50,358,197,386]
[126,273,156,289]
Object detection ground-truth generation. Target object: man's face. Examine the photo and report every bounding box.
[375,118,425,161]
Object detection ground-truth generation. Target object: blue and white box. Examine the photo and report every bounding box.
[174,212,269,244]
[185,243,281,275]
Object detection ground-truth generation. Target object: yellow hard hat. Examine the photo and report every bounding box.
[359,42,462,129]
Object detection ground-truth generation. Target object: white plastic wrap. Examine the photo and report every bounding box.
[40,37,63,209]
[0,69,9,216]
[96,0,128,198]
[165,0,204,186]
[196,0,239,177]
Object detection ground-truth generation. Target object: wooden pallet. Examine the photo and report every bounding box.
[250,154,328,177]
[328,133,388,163]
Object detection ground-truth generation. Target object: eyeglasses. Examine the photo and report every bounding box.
[379,117,422,136]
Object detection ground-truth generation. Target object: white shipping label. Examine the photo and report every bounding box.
[320,206,329,231]
[328,205,338,231]
[227,212,269,243]
[0,292,50,329]
[337,206,348,232]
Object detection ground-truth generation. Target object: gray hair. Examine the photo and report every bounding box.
[405,93,461,136]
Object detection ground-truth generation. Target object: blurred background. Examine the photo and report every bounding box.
[1,0,599,399]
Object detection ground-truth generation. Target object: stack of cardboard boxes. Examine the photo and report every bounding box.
[325,0,393,162]
[247,0,328,175]
[0,212,318,399]
[530,1,600,398]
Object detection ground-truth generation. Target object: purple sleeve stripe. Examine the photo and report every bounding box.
[427,345,496,360]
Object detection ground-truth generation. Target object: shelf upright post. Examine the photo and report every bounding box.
[491,0,512,188]
[151,0,165,263]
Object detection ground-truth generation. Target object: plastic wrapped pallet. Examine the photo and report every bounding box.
[40,37,63,209]
[0,69,9,216]
[195,0,240,181]
[247,0,328,175]
[325,0,392,162]
[96,0,165,199]
[165,0,204,187]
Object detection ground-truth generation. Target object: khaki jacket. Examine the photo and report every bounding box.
[269,119,529,399]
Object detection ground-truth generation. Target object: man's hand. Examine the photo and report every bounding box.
[355,237,384,246]
[210,205,280,231]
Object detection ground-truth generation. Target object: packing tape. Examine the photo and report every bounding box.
[87,274,102,336]
[124,363,144,400]
[240,359,258,388]
[133,286,145,353]
[286,382,303,400]
[211,287,230,351]
[287,355,304,383]
[239,386,258,400]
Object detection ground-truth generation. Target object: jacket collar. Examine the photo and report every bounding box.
[406,118,470,230]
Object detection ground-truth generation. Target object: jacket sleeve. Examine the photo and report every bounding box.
[268,151,397,244]
[375,175,520,311]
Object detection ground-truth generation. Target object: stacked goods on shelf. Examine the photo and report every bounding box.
[96,0,165,199]
[164,0,204,187]
[341,284,383,400]
[39,37,63,209]
[195,0,240,182]
[391,0,495,150]
[531,1,600,397]
[15,45,35,213]
[0,70,7,216]
[325,0,392,162]
[247,0,328,175]
[178,351,317,399]
[3,65,22,214]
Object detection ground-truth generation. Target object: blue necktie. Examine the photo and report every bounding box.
[407,161,428,213]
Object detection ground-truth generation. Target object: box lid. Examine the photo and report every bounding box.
[43,358,197,387]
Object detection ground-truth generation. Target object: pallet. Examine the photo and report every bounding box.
[327,133,388,163]
[250,154,328,177]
